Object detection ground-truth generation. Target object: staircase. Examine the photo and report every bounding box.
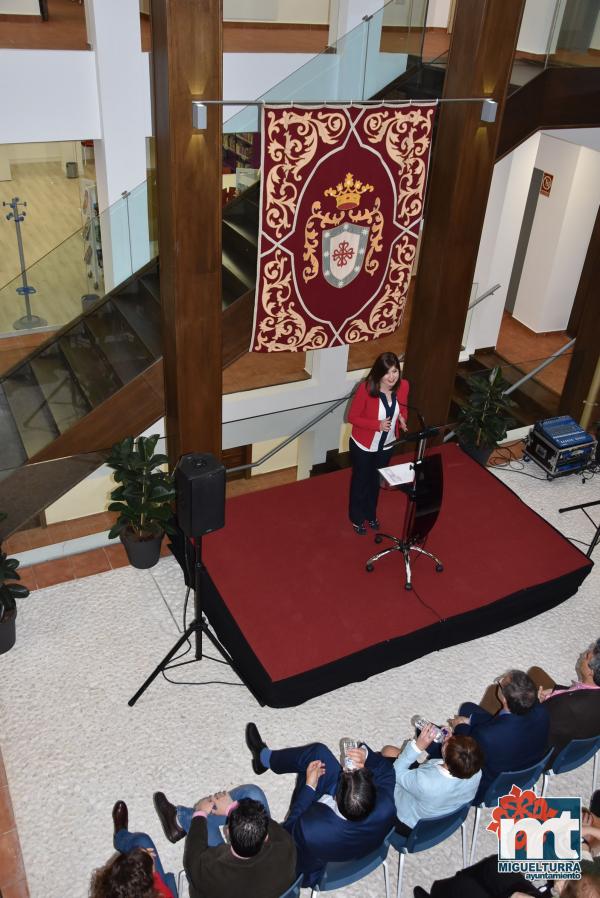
[0,183,261,540]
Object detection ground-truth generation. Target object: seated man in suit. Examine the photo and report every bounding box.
[245,722,396,889]
[448,670,549,802]
[529,638,600,762]
[378,723,484,834]
[153,786,297,898]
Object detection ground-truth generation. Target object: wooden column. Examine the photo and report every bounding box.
[402,0,525,428]
[559,204,600,427]
[150,0,222,466]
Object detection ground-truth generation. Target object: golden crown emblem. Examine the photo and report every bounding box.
[324,172,374,211]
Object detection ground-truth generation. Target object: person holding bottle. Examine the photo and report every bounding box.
[347,351,409,535]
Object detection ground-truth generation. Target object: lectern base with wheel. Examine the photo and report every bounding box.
[366,447,444,591]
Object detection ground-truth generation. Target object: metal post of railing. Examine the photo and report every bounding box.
[227,391,352,475]
[467,283,501,311]
[502,339,575,396]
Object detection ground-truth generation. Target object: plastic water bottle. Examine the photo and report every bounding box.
[411,715,449,743]
[340,737,359,769]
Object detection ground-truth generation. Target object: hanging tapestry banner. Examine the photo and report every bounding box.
[250,103,436,352]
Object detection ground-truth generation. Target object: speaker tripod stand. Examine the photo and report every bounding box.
[128,537,262,707]
[559,499,600,559]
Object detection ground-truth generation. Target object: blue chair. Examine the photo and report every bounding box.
[280,874,303,898]
[541,734,600,798]
[469,749,553,865]
[390,803,470,898]
[310,827,394,898]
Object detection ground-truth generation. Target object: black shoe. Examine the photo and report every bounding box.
[368,519,380,530]
[245,722,267,775]
[352,522,367,535]
[112,800,128,835]
[153,791,185,843]
[591,790,600,816]
[414,888,430,898]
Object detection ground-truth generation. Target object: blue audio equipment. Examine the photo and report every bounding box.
[524,416,596,479]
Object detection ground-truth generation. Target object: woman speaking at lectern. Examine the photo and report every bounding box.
[348,352,409,535]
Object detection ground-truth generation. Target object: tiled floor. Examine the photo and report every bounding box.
[496,312,572,395]
[0,748,28,898]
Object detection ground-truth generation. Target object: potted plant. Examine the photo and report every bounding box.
[0,514,30,655]
[455,366,516,466]
[106,434,176,569]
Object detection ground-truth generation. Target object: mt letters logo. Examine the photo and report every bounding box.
[487,786,581,879]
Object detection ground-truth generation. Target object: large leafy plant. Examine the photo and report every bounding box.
[456,366,516,450]
[106,435,176,540]
[0,513,29,623]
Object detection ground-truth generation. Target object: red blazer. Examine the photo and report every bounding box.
[348,379,410,449]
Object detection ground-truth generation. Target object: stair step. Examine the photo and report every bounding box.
[222,249,256,291]
[59,322,123,409]
[223,217,258,249]
[29,346,91,434]
[113,289,162,359]
[0,383,27,474]
[3,363,60,458]
[139,271,160,302]
[84,301,155,384]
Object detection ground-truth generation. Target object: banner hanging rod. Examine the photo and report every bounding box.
[197,98,494,106]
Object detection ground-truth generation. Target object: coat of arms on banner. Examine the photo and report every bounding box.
[251,103,435,351]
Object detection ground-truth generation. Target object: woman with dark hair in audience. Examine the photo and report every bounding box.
[90,800,176,898]
[347,351,409,535]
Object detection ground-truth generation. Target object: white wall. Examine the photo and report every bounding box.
[2,141,78,163]
[592,10,600,50]
[0,0,38,13]
[425,0,450,29]
[517,0,562,55]
[513,134,600,332]
[0,51,101,143]
[469,133,540,351]
[224,0,328,23]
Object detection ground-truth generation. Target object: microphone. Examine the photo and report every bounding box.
[399,401,426,430]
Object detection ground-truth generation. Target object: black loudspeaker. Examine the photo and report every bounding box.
[175,453,226,537]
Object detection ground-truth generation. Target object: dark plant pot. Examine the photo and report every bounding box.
[459,441,494,467]
[120,528,164,569]
[0,614,16,655]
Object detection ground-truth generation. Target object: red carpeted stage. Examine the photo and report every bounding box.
[201,444,592,707]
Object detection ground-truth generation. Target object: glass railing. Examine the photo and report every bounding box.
[0,177,156,339]
[0,333,589,550]
[512,0,600,89]
[224,0,429,134]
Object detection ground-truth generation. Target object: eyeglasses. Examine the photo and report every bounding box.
[494,676,505,691]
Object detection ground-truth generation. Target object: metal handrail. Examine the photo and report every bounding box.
[468,283,501,311]
[444,338,575,442]
[503,339,575,396]
[227,389,354,474]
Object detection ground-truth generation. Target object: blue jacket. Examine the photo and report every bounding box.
[282,746,396,888]
[455,703,550,803]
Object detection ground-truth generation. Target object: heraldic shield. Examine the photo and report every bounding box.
[322,223,370,289]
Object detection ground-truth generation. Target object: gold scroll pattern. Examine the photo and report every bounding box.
[254,249,329,351]
[264,109,347,240]
[302,198,384,284]
[362,108,433,229]
[341,234,415,343]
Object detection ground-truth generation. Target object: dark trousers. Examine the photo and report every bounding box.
[349,440,393,525]
[270,742,341,806]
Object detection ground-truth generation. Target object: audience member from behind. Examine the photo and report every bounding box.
[90,801,177,898]
[245,722,396,889]
[184,796,296,898]
[412,853,600,897]
[90,800,175,898]
[530,638,600,761]
[379,723,483,833]
[153,785,296,898]
[449,670,549,802]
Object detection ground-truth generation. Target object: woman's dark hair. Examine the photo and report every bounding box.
[444,735,484,779]
[336,768,376,821]
[227,798,269,858]
[90,848,159,898]
[365,352,401,397]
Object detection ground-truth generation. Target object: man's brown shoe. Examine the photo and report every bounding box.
[153,791,185,843]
